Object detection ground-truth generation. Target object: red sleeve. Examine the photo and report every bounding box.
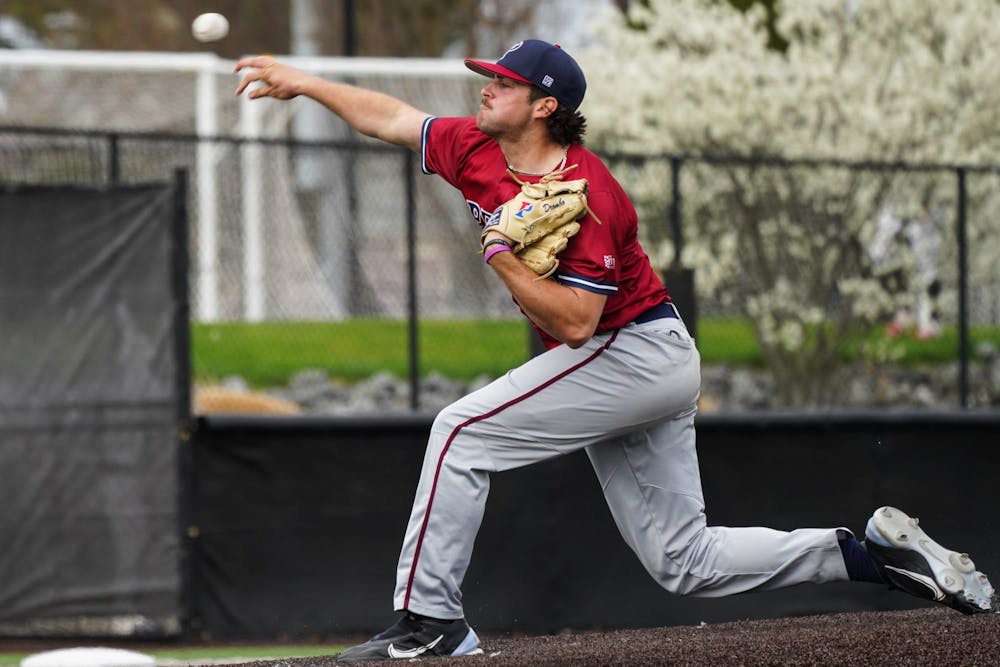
[420,116,483,190]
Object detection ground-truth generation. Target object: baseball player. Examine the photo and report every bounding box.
[235,40,995,663]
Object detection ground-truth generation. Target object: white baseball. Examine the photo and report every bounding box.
[191,12,229,42]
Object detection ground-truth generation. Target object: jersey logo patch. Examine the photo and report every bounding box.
[604,255,616,269]
[467,199,491,228]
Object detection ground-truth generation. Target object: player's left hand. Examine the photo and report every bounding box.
[481,166,597,278]
[514,221,580,278]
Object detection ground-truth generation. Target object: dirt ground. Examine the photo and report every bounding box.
[226,607,998,666]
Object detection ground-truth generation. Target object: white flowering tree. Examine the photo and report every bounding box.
[580,0,1000,406]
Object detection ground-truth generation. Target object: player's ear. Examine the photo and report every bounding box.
[533,96,558,119]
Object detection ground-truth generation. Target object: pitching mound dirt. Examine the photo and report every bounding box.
[231,607,999,666]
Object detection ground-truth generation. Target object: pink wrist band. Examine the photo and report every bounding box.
[484,243,512,264]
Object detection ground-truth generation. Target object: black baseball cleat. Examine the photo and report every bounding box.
[864,506,996,614]
[335,612,483,663]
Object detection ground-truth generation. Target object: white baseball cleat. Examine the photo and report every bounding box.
[864,506,996,614]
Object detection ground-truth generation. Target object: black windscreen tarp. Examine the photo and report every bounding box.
[0,182,188,636]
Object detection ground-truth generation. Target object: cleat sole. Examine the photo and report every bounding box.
[867,506,996,614]
[951,552,976,574]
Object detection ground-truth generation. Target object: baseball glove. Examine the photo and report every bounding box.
[515,221,581,278]
[482,165,601,278]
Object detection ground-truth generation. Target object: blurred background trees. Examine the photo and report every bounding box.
[582,0,1000,405]
[0,1,779,57]
[0,0,538,57]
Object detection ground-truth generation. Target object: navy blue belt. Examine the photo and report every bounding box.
[633,302,680,325]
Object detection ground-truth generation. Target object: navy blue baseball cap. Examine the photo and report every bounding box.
[465,39,587,111]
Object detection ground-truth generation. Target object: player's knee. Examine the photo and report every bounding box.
[428,403,485,460]
[655,568,713,597]
[430,402,465,439]
[650,529,720,596]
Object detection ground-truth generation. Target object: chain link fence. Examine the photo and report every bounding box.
[0,127,515,320]
[5,51,999,410]
[4,125,1000,410]
[621,153,1000,409]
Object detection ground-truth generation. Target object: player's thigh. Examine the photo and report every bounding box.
[587,406,704,502]
[432,328,697,470]
[585,408,707,560]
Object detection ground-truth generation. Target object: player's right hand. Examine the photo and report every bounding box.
[234,56,308,100]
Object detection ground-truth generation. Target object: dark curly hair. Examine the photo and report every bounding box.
[529,86,587,146]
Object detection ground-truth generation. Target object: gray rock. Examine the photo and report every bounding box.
[209,358,1000,416]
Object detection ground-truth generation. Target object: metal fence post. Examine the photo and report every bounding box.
[956,167,969,408]
[172,168,193,424]
[108,132,120,184]
[664,156,697,338]
[669,156,683,264]
[172,167,197,637]
[405,151,420,410]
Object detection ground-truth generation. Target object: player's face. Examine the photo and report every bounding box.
[476,76,536,139]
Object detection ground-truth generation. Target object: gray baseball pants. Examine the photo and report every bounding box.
[393,315,850,619]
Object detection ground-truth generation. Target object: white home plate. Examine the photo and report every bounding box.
[21,647,155,667]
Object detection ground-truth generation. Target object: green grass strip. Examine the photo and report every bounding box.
[191,318,1000,389]
[192,319,530,387]
[191,317,765,388]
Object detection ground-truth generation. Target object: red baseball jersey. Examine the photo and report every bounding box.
[421,116,670,348]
